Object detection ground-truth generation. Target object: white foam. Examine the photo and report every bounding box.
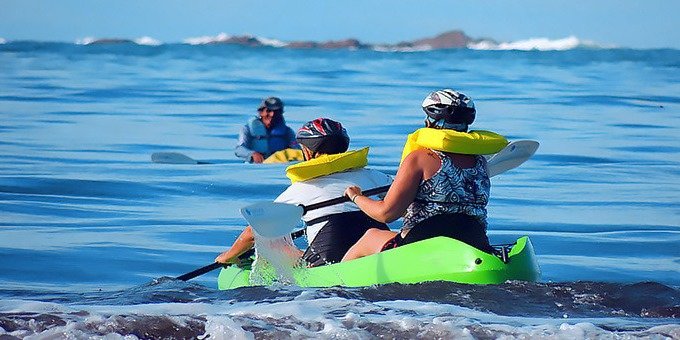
[134,36,162,46]
[255,36,287,48]
[1,297,677,339]
[466,39,498,50]
[75,36,97,45]
[0,299,69,314]
[184,32,232,45]
[203,315,254,340]
[183,32,286,47]
[469,36,602,51]
[0,38,6,44]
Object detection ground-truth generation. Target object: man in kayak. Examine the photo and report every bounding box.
[342,89,496,261]
[217,118,392,267]
[234,96,299,163]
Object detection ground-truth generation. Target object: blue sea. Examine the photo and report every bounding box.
[1,40,679,338]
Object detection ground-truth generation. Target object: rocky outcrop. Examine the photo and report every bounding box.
[87,30,497,50]
[409,30,474,49]
[211,35,261,46]
[289,31,488,50]
[206,30,493,50]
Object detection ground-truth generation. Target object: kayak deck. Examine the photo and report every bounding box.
[218,236,540,290]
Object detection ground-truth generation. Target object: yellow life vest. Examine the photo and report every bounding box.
[285,147,369,183]
[262,148,305,164]
[400,128,508,163]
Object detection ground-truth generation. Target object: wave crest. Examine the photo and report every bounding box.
[134,36,162,46]
[469,36,603,51]
[184,32,286,47]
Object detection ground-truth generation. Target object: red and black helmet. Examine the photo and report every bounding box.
[296,118,350,154]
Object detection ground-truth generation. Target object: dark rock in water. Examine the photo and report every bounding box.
[290,30,489,50]
[209,35,261,46]
[400,30,474,49]
[288,38,366,49]
[85,38,135,45]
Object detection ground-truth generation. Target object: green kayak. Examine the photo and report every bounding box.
[217,236,540,290]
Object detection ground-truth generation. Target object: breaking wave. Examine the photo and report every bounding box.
[1,279,678,339]
[469,36,606,51]
[183,32,286,47]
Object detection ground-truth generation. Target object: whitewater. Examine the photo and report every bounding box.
[0,38,678,338]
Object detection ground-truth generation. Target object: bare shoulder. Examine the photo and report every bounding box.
[402,149,441,179]
[405,148,440,164]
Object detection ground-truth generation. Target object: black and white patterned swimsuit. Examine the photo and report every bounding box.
[401,150,490,232]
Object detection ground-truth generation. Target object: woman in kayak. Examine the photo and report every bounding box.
[217,118,392,267]
[342,89,495,262]
[234,96,299,163]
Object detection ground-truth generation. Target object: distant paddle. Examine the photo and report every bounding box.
[243,140,539,238]
[151,152,211,164]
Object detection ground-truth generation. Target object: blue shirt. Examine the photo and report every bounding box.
[235,117,298,162]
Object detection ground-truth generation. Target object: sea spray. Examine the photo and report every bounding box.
[249,232,307,286]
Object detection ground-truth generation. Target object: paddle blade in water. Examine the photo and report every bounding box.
[487,140,539,177]
[241,202,304,238]
[151,152,199,164]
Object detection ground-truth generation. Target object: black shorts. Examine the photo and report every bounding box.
[381,213,493,253]
[302,210,389,267]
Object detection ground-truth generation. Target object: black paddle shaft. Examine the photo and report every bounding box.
[176,262,223,281]
[302,184,391,214]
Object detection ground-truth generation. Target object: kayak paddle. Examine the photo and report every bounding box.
[151,152,211,164]
[486,140,539,177]
[242,185,391,238]
[176,262,224,281]
[242,140,539,238]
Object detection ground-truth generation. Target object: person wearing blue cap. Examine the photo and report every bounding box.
[235,96,299,163]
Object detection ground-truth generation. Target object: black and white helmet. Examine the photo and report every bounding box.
[422,89,476,130]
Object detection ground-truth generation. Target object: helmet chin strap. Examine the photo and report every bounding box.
[424,117,440,128]
[424,117,468,132]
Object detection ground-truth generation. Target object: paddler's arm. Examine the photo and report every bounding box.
[286,126,300,149]
[345,150,425,223]
[235,125,261,163]
[215,226,255,264]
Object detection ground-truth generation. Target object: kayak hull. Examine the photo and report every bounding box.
[217,236,540,289]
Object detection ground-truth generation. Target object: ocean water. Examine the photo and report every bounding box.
[0,41,679,338]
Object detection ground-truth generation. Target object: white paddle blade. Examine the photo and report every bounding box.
[151,152,199,164]
[487,140,539,177]
[241,202,304,238]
